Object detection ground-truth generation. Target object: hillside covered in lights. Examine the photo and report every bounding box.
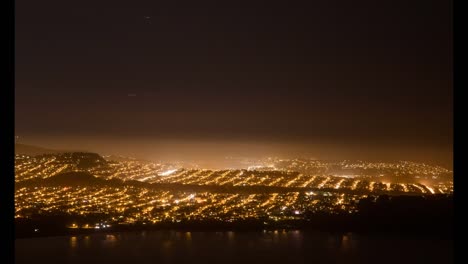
[15,151,453,237]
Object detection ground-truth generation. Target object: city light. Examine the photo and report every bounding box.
[14,154,453,228]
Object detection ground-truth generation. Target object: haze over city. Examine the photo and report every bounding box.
[16,0,452,169]
[16,137,452,170]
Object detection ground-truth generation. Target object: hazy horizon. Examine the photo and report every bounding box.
[15,0,452,170]
[16,136,453,169]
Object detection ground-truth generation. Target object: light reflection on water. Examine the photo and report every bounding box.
[83,235,90,248]
[16,231,452,264]
[106,234,117,242]
[69,236,77,248]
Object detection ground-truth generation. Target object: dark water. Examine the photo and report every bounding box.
[16,231,453,264]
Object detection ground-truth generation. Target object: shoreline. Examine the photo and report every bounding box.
[16,223,453,240]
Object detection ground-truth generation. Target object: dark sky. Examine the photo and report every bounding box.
[15,0,452,166]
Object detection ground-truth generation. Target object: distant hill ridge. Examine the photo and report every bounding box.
[49,152,108,169]
[15,143,149,163]
[15,143,81,156]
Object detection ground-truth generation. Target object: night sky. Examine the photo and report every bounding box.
[15,0,452,167]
